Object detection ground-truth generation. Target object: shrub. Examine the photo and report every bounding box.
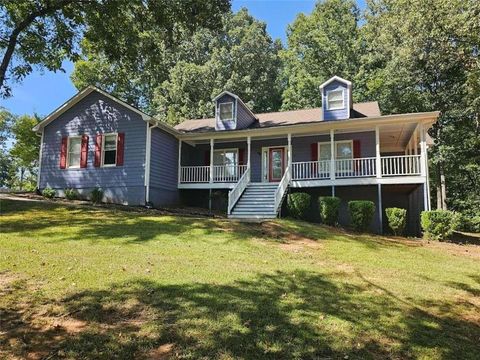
[460,213,480,233]
[64,188,78,200]
[319,196,341,226]
[287,192,311,219]
[42,187,56,199]
[385,207,407,236]
[90,187,103,204]
[421,210,460,240]
[348,200,376,232]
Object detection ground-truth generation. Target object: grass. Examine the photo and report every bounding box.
[0,198,479,359]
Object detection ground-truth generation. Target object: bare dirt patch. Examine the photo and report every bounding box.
[146,343,175,359]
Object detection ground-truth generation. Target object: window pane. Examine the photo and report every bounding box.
[219,103,233,121]
[336,142,353,159]
[213,151,223,165]
[68,138,81,167]
[104,150,116,165]
[224,151,237,166]
[105,135,117,150]
[319,144,331,160]
[328,90,344,109]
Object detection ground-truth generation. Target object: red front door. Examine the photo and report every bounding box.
[269,148,285,182]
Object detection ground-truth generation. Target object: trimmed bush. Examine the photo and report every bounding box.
[385,207,407,236]
[460,213,480,233]
[287,192,311,219]
[348,200,376,232]
[421,210,460,240]
[90,187,103,204]
[64,188,78,200]
[319,196,341,226]
[42,187,56,199]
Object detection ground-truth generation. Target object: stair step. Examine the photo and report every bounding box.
[235,205,275,209]
[229,214,277,220]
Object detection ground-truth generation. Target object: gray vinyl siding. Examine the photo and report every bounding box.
[39,91,147,205]
[322,80,350,121]
[236,101,255,129]
[215,94,237,130]
[149,127,179,206]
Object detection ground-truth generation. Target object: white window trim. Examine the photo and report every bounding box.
[66,135,82,169]
[326,89,345,110]
[101,132,118,168]
[213,148,239,165]
[317,140,353,159]
[218,102,234,122]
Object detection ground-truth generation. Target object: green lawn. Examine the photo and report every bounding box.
[0,198,479,359]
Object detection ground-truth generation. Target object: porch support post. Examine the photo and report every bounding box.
[210,138,214,184]
[247,136,251,181]
[420,124,429,211]
[177,140,182,185]
[287,133,292,170]
[375,125,381,178]
[377,183,383,234]
[330,129,335,180]
[413,129,418,155]
[331,185,335,197]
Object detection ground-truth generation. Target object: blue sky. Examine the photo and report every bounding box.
[0,0,365,117]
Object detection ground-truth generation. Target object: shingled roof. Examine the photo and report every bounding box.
[175,101,381,133]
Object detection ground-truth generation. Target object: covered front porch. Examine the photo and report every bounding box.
[177,123,429,188]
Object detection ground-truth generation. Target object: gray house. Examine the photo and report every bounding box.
[34,76,439,234]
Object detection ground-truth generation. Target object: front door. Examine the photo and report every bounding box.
[269,147,285,182]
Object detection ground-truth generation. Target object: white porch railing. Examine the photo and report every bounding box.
[180,166,210,183]
[213,164,248,183]
[335,157,377,178]
[381,155,421,176]
[274,167,291,214]
[292,160,330,180]
[228,167,250,214]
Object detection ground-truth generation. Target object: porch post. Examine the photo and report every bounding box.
[247,136,251,181]
[377,184,383,234]
[210,138,214,184]
[330,129,335,180]
[419,124,429,211]
[177,140,182,185]
[287,133,292,170]
[375,125,381,178]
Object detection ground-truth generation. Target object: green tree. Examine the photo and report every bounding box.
[0,0,230,98]
[10,114,41,190]
[154,9,283,124]
[280,0,361,110]
[360,0,480,216]
[0,107,13,149]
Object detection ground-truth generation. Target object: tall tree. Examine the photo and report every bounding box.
[280,0,361,110]
[154,9,283,124]
[360,0,480,216]
[0,0,230,98]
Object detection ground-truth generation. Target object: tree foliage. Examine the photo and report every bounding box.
[280,0,361,110]
[0,0,230,98]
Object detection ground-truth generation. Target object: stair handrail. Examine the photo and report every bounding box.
[274,166,291,215]
[227,166,250,215]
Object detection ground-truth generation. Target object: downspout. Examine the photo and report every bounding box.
[144,123,158,205]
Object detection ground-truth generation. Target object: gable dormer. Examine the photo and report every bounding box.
[214,91,256,131]
[320,76,352,121]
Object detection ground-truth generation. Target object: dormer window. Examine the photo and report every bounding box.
[326,89,345,110]
[219,102,234,122]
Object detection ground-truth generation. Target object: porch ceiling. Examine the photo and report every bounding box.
[379,123,417,153]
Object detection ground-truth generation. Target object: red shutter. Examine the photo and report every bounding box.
[80,135,89,168]
[116,133,125,166]
[204,150,210,165]
[60,137,68,169]
[310,143,318,161]
[353,140,361,172]
[353,140,361,158]
[238,148,245,165]
[94,134,102,167]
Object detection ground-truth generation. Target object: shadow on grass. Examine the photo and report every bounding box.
[2,271,479,359]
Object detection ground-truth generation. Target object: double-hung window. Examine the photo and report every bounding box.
[317,141,353,174]
[326,89,345,110]
[67,137,82,168]
[218,102,234,122]
[102,133,117,166]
